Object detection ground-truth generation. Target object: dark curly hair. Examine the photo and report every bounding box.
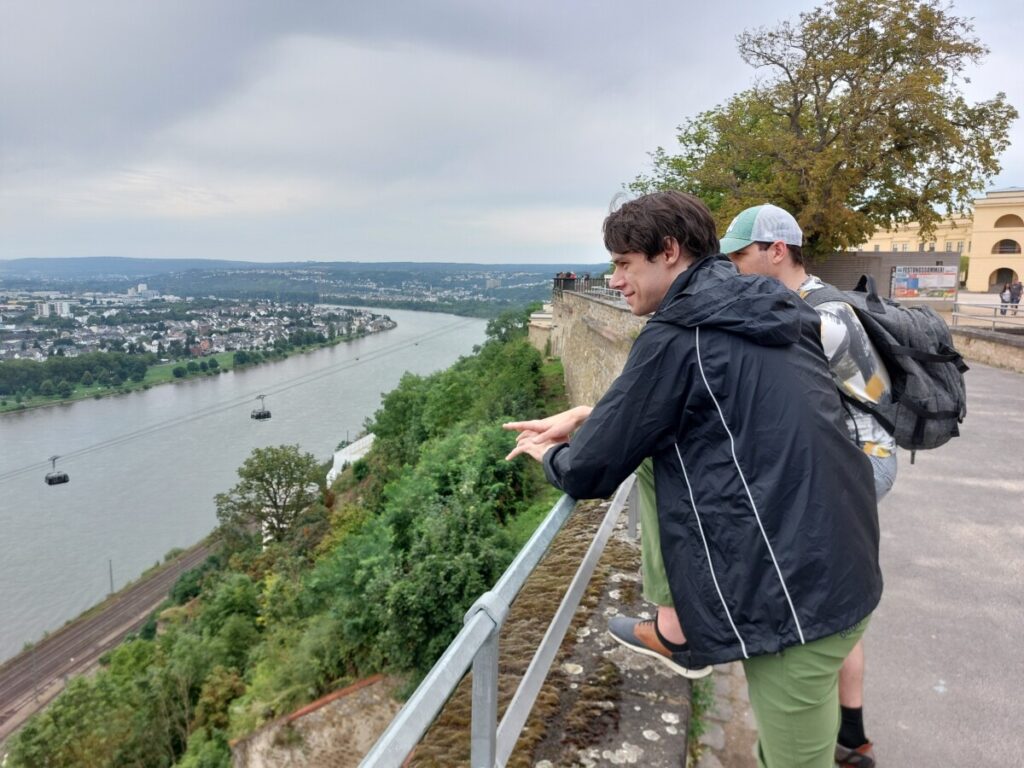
[603,190,719,261]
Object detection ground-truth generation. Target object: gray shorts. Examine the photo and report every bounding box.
[868,452,898,502]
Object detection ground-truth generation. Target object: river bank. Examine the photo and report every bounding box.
[0,309,488,663]
[0,323,395,416]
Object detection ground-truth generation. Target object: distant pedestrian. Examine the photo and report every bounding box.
[1009,279,1022,316]
[999,283,1012,316]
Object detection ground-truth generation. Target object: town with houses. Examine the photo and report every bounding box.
[0,283,396,362]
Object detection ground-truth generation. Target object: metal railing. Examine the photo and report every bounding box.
[951,301,1024,330]
[583,286,628,306]
[360,475,638,767]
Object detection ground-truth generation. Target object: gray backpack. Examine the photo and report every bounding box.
[804,275,968,460]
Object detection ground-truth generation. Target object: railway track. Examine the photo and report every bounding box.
[0,542,212,744]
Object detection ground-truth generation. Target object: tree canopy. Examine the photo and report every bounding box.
[215,445,322,544]
[632,0,1017,256]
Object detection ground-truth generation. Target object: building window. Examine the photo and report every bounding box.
[891,241,897,251]
[928,242,936,252]
[874,244,880,252]
[992,239,1022,254]
[994,214,1024,228]
[918,241,926,251]
[902,243,909,251]
[956,241,963,252]
[945,241,953,252]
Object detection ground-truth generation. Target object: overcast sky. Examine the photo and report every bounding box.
[1,1,1021,265]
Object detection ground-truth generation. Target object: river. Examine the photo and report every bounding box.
[0,309,487,662]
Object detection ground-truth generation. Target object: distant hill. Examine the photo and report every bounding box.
[0,257,607,280]
[0,257,257,279]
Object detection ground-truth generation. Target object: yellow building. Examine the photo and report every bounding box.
[858,188,1024,292]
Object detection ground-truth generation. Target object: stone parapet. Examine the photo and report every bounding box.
[551,291,646,406]
[950,327,1024,373]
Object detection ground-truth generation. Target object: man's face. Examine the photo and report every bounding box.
[608,251,674,316]
[727,242,773,276]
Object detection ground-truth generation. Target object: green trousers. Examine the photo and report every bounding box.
[637,460,870,767]
[743,617,870,768]
[637,458,673,606]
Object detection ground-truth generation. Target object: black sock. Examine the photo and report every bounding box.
[838,705,868,748]
[653,618,688,653]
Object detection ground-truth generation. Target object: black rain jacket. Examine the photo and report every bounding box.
[544,255,882,667]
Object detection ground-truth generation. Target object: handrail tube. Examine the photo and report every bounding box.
[494,476,636,766]
[484,494,578,611]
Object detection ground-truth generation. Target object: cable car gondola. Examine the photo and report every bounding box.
[250,394,272,421]
[45,455,69,485]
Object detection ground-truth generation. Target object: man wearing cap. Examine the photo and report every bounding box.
[720,203,896,767]
[506,190,882,768]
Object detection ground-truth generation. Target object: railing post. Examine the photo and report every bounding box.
[465,591,509,768]
[470,631,499,767]
[626,476,639,539]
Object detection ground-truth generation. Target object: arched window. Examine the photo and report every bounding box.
[994,214,1024,228]
[990,268,1018,289]
[991,239,1021,254]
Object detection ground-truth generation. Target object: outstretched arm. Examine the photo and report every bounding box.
[503,405,593,461]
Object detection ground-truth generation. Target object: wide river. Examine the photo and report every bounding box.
[0,309,487,662]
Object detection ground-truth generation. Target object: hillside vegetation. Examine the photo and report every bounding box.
[7,305,567,768]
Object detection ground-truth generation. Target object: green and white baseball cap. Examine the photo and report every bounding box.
[719,204,803,255]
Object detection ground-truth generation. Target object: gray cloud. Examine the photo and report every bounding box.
[1,0,1020,263]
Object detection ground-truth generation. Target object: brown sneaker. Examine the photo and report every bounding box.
[607,616,713,679]
[835,741,876,767]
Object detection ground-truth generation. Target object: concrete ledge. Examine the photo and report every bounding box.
[950,327,1024,373]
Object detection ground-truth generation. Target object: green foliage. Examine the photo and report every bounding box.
[381,498,514,674]
[0,350,156,397]
[484,303,538,343]
[215,445,321,545]
[177,727,232,768]
[632,0,1018,256]
[11,310,564,763]
[171,555,224,606]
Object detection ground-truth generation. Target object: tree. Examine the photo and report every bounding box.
[484,304,536,343]
[633,0,1017,256]
[215,445,321,544]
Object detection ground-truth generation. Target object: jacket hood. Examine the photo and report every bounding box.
[650,255,805,347]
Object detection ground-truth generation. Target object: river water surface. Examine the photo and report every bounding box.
[0,309,486,662]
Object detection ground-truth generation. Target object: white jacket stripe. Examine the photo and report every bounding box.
[694,327,806,644]
[674,443,749,658]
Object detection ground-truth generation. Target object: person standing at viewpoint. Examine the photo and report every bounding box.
[720,204,896,768]
[506,190,882,768]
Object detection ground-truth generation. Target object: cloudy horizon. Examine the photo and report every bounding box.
[2,0,1021,265]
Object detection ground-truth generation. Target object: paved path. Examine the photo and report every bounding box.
[867,361,1023,766]
[695,360,1023,767]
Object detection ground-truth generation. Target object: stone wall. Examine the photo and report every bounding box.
[950,328,1024,373]
[549,291,647,406]
[543,291,1024,407]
